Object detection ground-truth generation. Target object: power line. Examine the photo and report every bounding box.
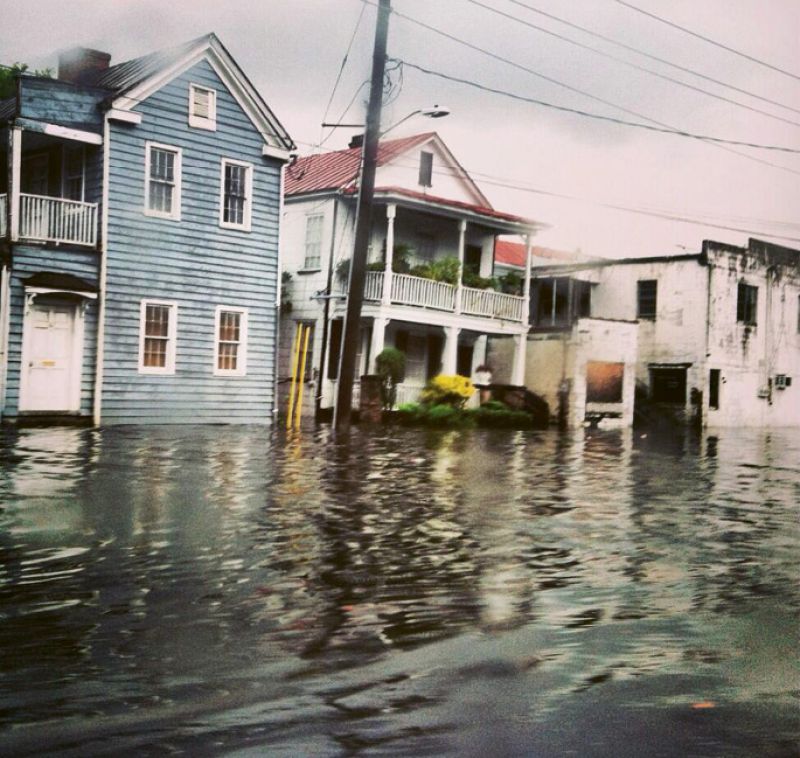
[368,0,800,176]
[393,59,800,154]
[504,0,800,118]
[614,0,800,83]
[320,3,367,128]
[465,0,800,127]
[291,138,800,243]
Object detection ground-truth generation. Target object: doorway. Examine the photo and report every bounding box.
[19,297,84,412]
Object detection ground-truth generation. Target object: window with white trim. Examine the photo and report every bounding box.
[189,84,217,130]
[139,301,177,374]
[303,214,323,270]
[214,306,248,376]
[220,160,252,230]
[145,143,181,220]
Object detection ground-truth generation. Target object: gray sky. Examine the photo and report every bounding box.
[3,0,799,257]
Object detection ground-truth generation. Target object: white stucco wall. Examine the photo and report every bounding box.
[704,244,800,427]
[376,139,486,206]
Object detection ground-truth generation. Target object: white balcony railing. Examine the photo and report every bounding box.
[0,194,6,238]
[361,269,526,322]
[462,286,526,321]
[19,194,98,247]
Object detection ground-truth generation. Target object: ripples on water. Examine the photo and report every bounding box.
[0,425,798,756]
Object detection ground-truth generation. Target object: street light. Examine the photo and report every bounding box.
[320,105,450,135]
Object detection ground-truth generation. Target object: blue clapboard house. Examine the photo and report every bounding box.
[0,35,294,424]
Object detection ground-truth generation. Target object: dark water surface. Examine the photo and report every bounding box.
[0,425,798,756]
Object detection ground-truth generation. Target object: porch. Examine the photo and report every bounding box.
[1,120,101,248]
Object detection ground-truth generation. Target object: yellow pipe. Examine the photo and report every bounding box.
[294,324,311,430]
[286,322,302,429]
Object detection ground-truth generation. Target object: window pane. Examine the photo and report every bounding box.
[143,337,167,367]
[219,311,240,342]
[223,163,248,225]
[145,304,170,337]
[218,342,238,371]
[151,149,174,182]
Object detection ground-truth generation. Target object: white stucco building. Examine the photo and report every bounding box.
[279,132,544,415]
[512,238,800,428]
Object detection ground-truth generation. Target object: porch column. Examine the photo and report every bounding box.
[382,204,396,305]
[511,331,527,386]
[455,219,466,314]
[521,233,533,326]
[369,317,387,372]
[443,325,459,375]
[8,126,22,242]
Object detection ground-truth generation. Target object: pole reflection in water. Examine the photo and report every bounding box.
[0,424,797,756]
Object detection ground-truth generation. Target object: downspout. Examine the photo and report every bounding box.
[93,114,111,426]
[273,157,288,425]
[315,196,338,419]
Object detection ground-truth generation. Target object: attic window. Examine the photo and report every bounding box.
[189,84,216,130]
[418,151,433,187]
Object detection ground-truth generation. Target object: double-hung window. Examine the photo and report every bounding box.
[145,142,181,220]
[189,84,217,130]
[303,214,323,270]
[214,306,248,376]
[139,300,177,374]
[220,160,252,230]
[62,145,85,201]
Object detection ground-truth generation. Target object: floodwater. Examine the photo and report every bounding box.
[0,424,798,757]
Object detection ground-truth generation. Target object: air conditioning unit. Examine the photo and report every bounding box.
[774,374,792,390]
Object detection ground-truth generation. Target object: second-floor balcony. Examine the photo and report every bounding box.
[20,194,98,247]
[1,193,99,248]
[358,270,527,322]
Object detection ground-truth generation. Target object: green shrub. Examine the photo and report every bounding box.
[471,405,535,428]
[423,404,464,427]
[480,400,508,412]
[462,271,499,290]
[498,271,522,294]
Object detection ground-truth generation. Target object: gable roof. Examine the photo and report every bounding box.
[285,132,491,206]
[104,33,294,153]
[285,132,435,196]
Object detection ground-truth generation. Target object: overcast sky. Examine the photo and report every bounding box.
[3,0,799,258]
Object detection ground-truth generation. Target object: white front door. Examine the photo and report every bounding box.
[20,300,82,412]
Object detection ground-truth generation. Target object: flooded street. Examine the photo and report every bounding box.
[0,424,798,757]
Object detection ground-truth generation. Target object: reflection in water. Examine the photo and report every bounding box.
[0,424,798,756]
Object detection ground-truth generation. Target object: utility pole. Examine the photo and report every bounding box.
[333,0,391,433]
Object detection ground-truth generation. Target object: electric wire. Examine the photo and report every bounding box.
[614,0,800,83]
[503,0,800,117]
[465,0,800,128]
[290,138,800,244]
[366,0,800,176]
[392,59,800,154]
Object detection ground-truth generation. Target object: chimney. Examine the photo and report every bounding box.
[58,47,111,85]
[349,134,364,149]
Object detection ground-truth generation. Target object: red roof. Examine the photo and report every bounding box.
[285,132,436,196]
[495,240,588,267]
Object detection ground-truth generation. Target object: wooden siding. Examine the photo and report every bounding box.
[101,58,282,424]
[3,244,99,418]
[19,77,105,132]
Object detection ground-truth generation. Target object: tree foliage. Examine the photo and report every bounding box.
[0,63,53,100]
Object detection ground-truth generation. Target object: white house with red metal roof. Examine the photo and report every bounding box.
[281,132,544,414]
